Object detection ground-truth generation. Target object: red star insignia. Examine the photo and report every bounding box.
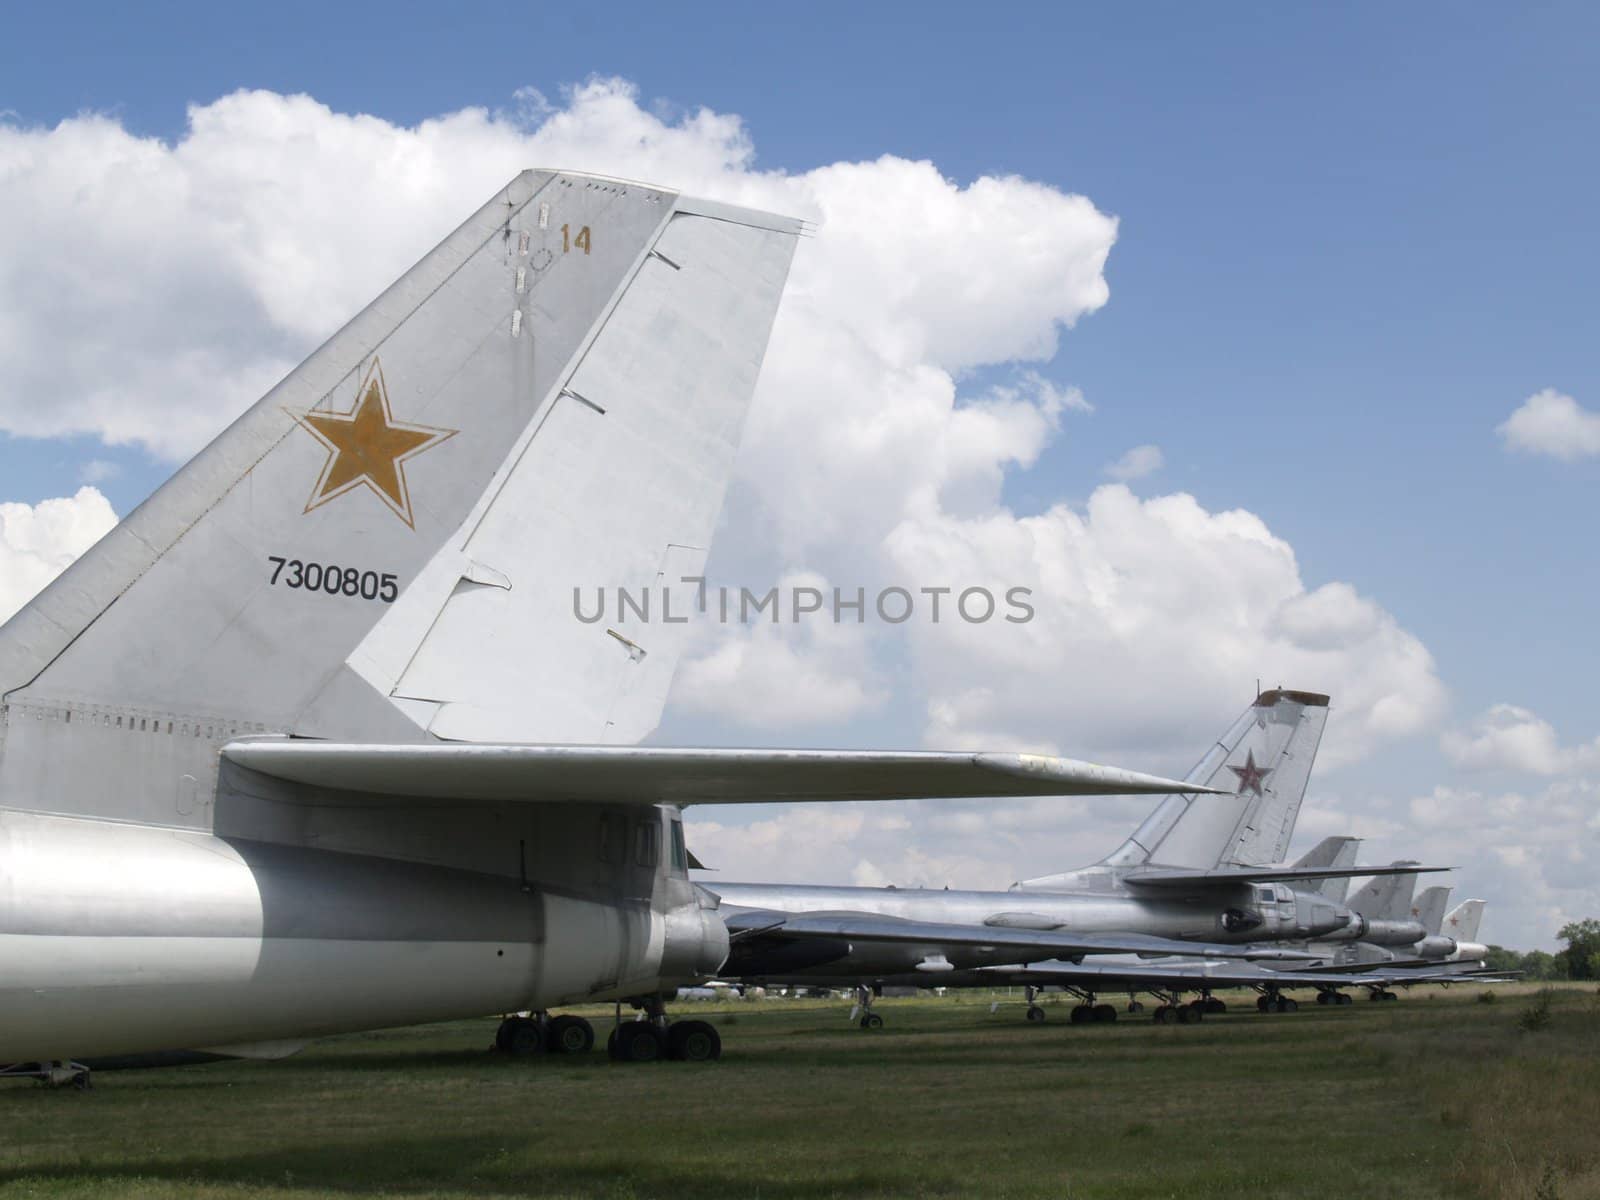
[1228,750,1272,797]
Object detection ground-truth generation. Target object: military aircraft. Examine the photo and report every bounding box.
[706,689,1445,1025]
[1294,884,1491,977]
[0,170,1228,1085]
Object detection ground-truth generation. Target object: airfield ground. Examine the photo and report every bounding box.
[0,983,1596,1200]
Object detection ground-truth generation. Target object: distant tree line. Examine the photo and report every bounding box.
[1482,919,1600,980]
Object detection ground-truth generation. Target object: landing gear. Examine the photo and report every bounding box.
[1200,995,1226,1015]
[494,1012,596,1058]
[667,1020,722,1062]
[495,1015,544,1057]
[1153,1002,1201,1024]
[608,1021,665,1063]
[1126,999,1145,1014]
[608,995,723,1063]
[547,1014,595,1055]
[1150,991,1199,1024]
[1063,989,1117,1025]
[1256,991,1298,1013]
[1023,985,1047,1023]
[853,984,886,1029]
[1368,989,1399,1002]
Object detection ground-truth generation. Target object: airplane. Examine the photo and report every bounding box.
[705,688,1446,1025]
[0,169,1229,1085]
[1293,889,1491,978]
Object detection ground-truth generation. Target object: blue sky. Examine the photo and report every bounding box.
[2,2,1597,945]
[6,2,1594,730]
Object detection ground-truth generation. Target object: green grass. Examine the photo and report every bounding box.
[2,983,1597,1199]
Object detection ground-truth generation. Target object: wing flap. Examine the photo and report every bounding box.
[221,740,1222,805]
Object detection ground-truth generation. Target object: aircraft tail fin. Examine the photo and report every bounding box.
[1349,862,1421,921]
[1444,899,1487,943]
[1018,688,1330,888]
[0,171,801,823]
[1293,836,1362,902]
[1106,689,1329,871]
[1414,886,1453,936]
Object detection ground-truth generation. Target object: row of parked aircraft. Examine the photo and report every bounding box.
[0,171,1498,1085]
[683,688,1494,1045]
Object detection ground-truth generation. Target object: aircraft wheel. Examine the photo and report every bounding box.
[1025,1005,1047,1023]
[1175,1004,1200,1025]
[1337,992,1354,1006]
[499,1016,544,1057]
[860,1012,884,1029]
[667,1020,722,1062]
[1152,1006,1170,1024]
[1069,1005,1093,1025]
[1368,990,1384,1002]
[1256,996,1272,1013]
[1127,1001,1144,1014]
[1092,1004,1117,1023]
[611,1022,665,1063]
[1316,991,1331,1005]
[1382,990,1399,1002]
[1203,998,1226,1015]
[547,1015,594,1055]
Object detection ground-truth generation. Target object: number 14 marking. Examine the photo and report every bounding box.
[561,224,591,255]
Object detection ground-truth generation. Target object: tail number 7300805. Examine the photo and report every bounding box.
[268,556,398,603]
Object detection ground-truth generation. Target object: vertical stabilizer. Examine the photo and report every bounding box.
[1018,689,1330,888]
[1414,885,1453,936]
[0,172,801,826]
[1293,836,1362,902]
[1105,689,1329,871]
[1444,899,1487,943]
[1349,862,1420,921]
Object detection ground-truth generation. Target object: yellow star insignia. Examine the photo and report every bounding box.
[292,361,456,529]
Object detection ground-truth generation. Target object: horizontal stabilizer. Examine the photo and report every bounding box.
[222,741,1220,805]
[721,910,1315,961]
[1122,864,1450,889]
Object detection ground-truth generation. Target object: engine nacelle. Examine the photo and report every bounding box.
[1359,919,1428,947]
[658,893,732,984]
[1413,935,1457,959]
[1220,907,1264,934]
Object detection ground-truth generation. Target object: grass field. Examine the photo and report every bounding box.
[1,983,1597,1199]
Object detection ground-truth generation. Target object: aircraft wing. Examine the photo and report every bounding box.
[221,741,1221,804]
[720,909,1316,962]
[1121,864,1451,888]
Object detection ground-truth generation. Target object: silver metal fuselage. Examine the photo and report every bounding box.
[0,792,722,1063]
[710,879,1348,982]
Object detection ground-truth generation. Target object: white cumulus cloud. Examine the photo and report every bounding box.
[0,488,118,623]
[0,80,1472,935]
[1442,703,1600,775]
[1496,389,1600,460]
[1104,443,1164,481]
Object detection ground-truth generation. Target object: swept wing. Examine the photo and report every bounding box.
[221,741,1220,804]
